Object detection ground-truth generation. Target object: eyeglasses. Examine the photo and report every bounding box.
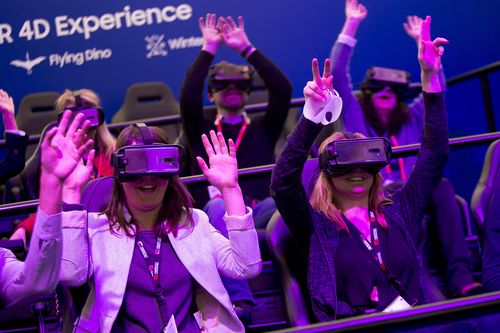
[210,79,252,92]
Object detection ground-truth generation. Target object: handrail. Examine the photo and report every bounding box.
[447,60,500,86]
[271,291,500,333]
[1,131,499,214]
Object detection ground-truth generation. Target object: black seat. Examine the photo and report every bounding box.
[112,82,181,142]
[15,92,60,159]
[265,159,319,326]
[471,139,500,236]
[471,139,500,291]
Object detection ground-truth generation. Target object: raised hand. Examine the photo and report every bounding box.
[41,110,94,182]
[197,131,238,191]
[63,148,96,192]
[418,16,448,74]
[218,16,252,54]
[199,13,223,55]
[303,58,334,103]
[0,89,14,117]
[403,15,423,42]
[0,89,18,131]
[345,0,368,22]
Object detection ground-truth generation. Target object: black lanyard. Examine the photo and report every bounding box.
[136,234,169,325]
[349,210,411,302]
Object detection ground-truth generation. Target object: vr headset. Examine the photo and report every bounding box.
[208,61,254,92]
[361,66,411,96]
[112,123,184,181]
[319,137,392,175]
[57,92,104,128]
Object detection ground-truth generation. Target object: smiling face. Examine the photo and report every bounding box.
[122,175,169,215]
[330,168,374,202]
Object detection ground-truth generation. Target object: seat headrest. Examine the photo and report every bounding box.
[81,176,116,213]
[471,139,500,231]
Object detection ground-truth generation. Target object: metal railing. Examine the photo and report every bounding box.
[1,131,499,214]
[271,291,500,333]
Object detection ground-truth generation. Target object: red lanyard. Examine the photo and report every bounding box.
[136,234,169,325]
[136,236,162,281]
[215,114,249,152]
[384,135,407,181]
[358,210,410,301]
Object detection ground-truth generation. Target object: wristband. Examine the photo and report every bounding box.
[240,45,254,58]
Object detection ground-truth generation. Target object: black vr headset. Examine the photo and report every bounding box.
[112,123,184,181]
[361,66,411,96]
[319,137,392,175]
[208,61,254,92]
[57,92,104,128]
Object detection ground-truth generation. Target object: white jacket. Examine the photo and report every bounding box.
[58,208,261,333]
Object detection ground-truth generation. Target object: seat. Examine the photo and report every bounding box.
[471,139,500,291]
[15,92,60,159]
[81,176,116,212]
[265,159,319,326]
[471,139,500,236]
[112,82,181,142]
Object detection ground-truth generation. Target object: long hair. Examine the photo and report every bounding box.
[56,89,115,156]
[105,126,194,238]
[356,90,409,136]
[310,132,392,231]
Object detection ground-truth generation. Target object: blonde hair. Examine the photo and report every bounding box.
[310,132,391,231]
[56,89,116,156]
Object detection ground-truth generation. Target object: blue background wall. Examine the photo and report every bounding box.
[1,0,499,200]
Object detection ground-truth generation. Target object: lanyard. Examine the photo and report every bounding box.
[384,135,407,181]
[358,211,409,300]
[136,235,168,324]
[215,114,249,152]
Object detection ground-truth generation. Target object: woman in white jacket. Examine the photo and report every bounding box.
[54,126,261,333]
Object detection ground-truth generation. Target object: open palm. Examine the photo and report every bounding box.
[41,111,93,181]
[197,131,238,191]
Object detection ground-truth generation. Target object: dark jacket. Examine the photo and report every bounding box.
[271,92,448,322]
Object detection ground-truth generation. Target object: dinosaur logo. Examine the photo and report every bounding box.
[10,52,46,75]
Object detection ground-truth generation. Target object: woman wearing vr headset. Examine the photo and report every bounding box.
[10,89,116,247]
[271,16,455,322]
[325,0,480,299]
[54,125,260,333]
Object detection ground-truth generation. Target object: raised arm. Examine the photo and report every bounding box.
[197,131,261,278]
[0,111,92,307]
[179,13,222,144]
[403,15,447,118]
[330,0,369,133]
[395,16,449,235]
[219,15,292,140]
[271,59,333,244]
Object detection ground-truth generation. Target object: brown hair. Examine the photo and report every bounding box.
[356,91,409,137]
[310,132,391,231]
[105,126,194,238]
[56,89,115,156]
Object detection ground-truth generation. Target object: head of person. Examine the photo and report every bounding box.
[208,61,254,116]
[56,89,115,156]
[310,132,392,230]
[357,67,411,136]
[106,125,193,238]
